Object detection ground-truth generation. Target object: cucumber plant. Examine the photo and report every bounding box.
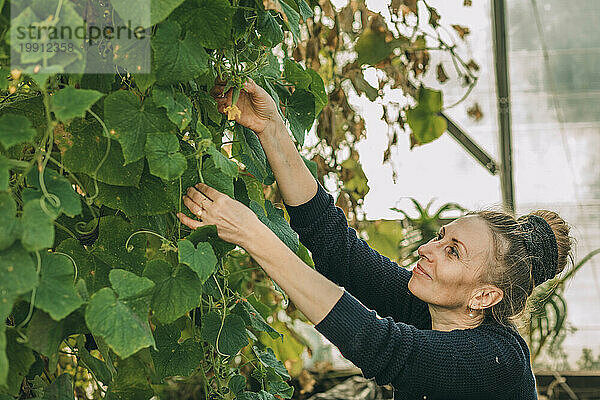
[0,0,323,398]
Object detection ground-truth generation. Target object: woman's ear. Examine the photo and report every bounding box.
[471,286,504,309]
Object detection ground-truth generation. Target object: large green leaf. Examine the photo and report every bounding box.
[283,59,311,90]
[285,88,315,146]
[257,10,284,48]
[0,114,36,149]
[355,29,395,66]
[256,347,290,380]
[0,156,9,191]
[25,168,82,218]
[87,171,175,216]
[406,86,447,146]
[104,352,154,400]
[50,87,104,121]
[76,335,113,385]
[232,301,281,340]
[0,244,37,387]
[207,146,238,178]
[150,324,203,382]
[35,373,76,400]
[277,0,301,44]
[200,312,248,356]
[307,69,327,116]
[85,270,155,359]
[104,90,176,164]
[2,328,35,396]
[202,156,235,198]
[27,310,83,373]
[233,125,275,185]
[250,200,299,253]
[59,117,144,187]
[152,21,209,85]
[152,86,193,130]
[0,192,17,251]
[56,216,147,294]
[20,199,55,252]
[143,260,202,324]
[187,0,234,49]
[111,0,184,27]
[178,240,218,284]
[33,253,83,321]
[145,133,186,181]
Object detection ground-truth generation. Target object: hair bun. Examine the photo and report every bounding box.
[519,214,559,286]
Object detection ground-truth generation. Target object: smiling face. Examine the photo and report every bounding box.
[408,215,496,311]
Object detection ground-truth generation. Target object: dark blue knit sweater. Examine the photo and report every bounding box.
[283,180,538,400]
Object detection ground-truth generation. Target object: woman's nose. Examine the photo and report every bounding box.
[417,244,431,261]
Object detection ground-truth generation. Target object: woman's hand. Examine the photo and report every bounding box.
[177,183,262,248]
[210,77,284,136]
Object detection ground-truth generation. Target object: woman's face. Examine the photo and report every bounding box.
[408,215,493,310]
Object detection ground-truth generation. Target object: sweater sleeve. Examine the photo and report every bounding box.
[284,179,431,328]
[315,291,528,399]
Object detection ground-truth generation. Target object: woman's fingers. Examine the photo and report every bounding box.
[183,195,204,218]
[177,212,205,230]
[186,186,213,206]
[195,182,223,202]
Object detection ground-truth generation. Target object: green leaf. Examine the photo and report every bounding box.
[50,87,104,121]
[257,10,284,48]
[232,301,281,340]
[2,328,35,395]
[33,253,83,321]
[152,86,193,130]
[85,284,155,358]
[38,373,76,400]
[152,21,209,85]
[112,0,184,28]
[178,240,218,284]
[296,0,314,21]
[150,324,203,382]
[255,348,290,380]
[200,312,248,356]
[355,29,394,66]
[104,90,176,164]
[20,199,55,252]
[26,168,82,218]
[283,59,311,90]
[86,171,175,216]
[277,0,301,44]
[301,155,317,180]
[109,269,154,299]
[56,239,111,295]
[145,133,187,180]
[103,352,154,400]
[228,374,246,395]
[406,107,447,145]
[132,72,156,93]
[185,225,236,259]
[76,335,113,384]
[0,114,36,149]
[190,0,234,49]
[143,260,202,324]
[92,217,147,276]
[59,117,144,187]
[416,85,443,113]
[207,146,238,178]
[238,390,277,400]
[0,192,17,251]
[27,310,83,374]
[233,125,275,185]
[0,156,9,191]
[0,244,37,387]
[286,89,315,146]
[307,69,327,116]
[202,156,235,198]
[250,200,299,253]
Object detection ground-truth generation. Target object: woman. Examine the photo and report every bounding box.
[177,78,575,399]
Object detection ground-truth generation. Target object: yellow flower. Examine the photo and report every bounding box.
[224,104,241,121]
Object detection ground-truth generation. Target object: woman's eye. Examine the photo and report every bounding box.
[436,231,459,258]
